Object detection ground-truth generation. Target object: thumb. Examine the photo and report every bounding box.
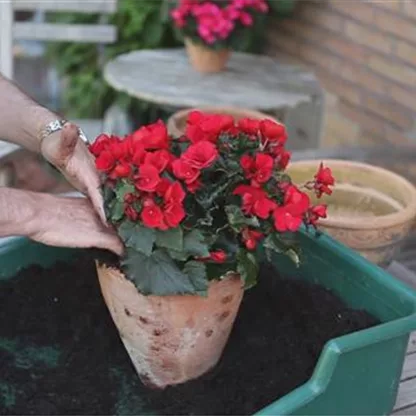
[87,181,108,225]
[99,233,124,256]
[56,123,79,164]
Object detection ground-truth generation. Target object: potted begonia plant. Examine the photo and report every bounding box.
[89,111,334,389]
[170,0,269,72]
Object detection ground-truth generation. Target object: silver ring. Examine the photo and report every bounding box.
[77,127,89,144]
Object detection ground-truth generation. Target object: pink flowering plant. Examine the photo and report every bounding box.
[171,0,269,49]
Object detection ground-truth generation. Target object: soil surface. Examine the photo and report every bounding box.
[0,252,379,415]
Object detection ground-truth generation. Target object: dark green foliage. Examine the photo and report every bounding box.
[47,0,181,120]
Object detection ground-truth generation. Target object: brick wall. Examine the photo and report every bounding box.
[266,0,416,147]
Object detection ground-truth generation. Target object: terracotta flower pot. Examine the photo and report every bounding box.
[288,159,416,266]
[96,263,244,389]
[185,38,230,73]
[167,106,280,138]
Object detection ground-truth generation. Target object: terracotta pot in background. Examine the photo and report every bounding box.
[167,106,280,138]
[288,159,416,266]
[96,263,244,389]
[185,38,230,73]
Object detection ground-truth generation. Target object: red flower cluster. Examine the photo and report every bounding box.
[229,117,333,249]
[314,162,335,197]
[172,140,218,193]
[185,110,235,143]
[90,121,186,230]
[90,112,334,265]
[171,0,268,45]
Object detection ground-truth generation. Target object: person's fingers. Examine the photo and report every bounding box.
[87,181,107,225]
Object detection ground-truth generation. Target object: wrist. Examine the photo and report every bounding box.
[31,107,59,153]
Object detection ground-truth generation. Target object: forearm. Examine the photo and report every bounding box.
[0,188,41,237]
[0,73,58,152]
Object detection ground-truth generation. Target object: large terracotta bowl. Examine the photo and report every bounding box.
[288,159,416,266]
[167,106,279,138]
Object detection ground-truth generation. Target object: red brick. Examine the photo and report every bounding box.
[279,19,325,43]
[344,21,393,54]
[368,54,416,86]
[339,101,386,138]
[403,0,416,20]
[267,28,300,56]
[318,72,362,106]
[375,10,416,40]
[370,0,402,11]
[298,43,343,73]
[396,40,416,67]
[280,18,368,63]
[384,125,413,144]
[329,0,375,25]
[361,95,414,130]
[389,84,416,111]
[298,1,344,32]
[339,62,388,95]
[324,35,369,61]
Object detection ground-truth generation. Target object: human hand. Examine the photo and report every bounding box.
[40,123,107,224]
[27,194,123,255]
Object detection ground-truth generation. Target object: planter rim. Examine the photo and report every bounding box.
[289,159,416,230]
[1,233,416,415]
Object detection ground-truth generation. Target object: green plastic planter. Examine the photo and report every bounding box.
[0,230,415,415]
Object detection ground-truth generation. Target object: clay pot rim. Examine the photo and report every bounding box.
[290,159,416,230]
[167,106,280,138]
[184,37,229,52]
[95,261,242,298]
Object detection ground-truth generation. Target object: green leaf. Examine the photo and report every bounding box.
[183,230,210,258]
[121,249,197,295]
[225,205,260,232]
[156,227,183,251]
[264,234,300,267]
[103,185,114,203]
[196,172,240,210]
[285,248,301,267]
[115,181,135,201]
[109,199,124,222]
[167,249,188,261]
[118,221,156,256]
[103,186,116,221]
[166,229,210,261]
[142,11,164,47]
[183,261,208,295]
[237,249,259,290]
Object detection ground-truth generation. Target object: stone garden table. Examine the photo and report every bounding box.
[104,48,325,150]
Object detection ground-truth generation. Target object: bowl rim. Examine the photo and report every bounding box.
[289,159,416,230]
[166,106,280,137]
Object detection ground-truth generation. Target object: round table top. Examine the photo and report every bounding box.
[104,48,323,111]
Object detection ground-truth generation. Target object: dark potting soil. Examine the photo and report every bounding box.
[0,252,379,415]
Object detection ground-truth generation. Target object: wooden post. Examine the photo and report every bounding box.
[0,0,14,79]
